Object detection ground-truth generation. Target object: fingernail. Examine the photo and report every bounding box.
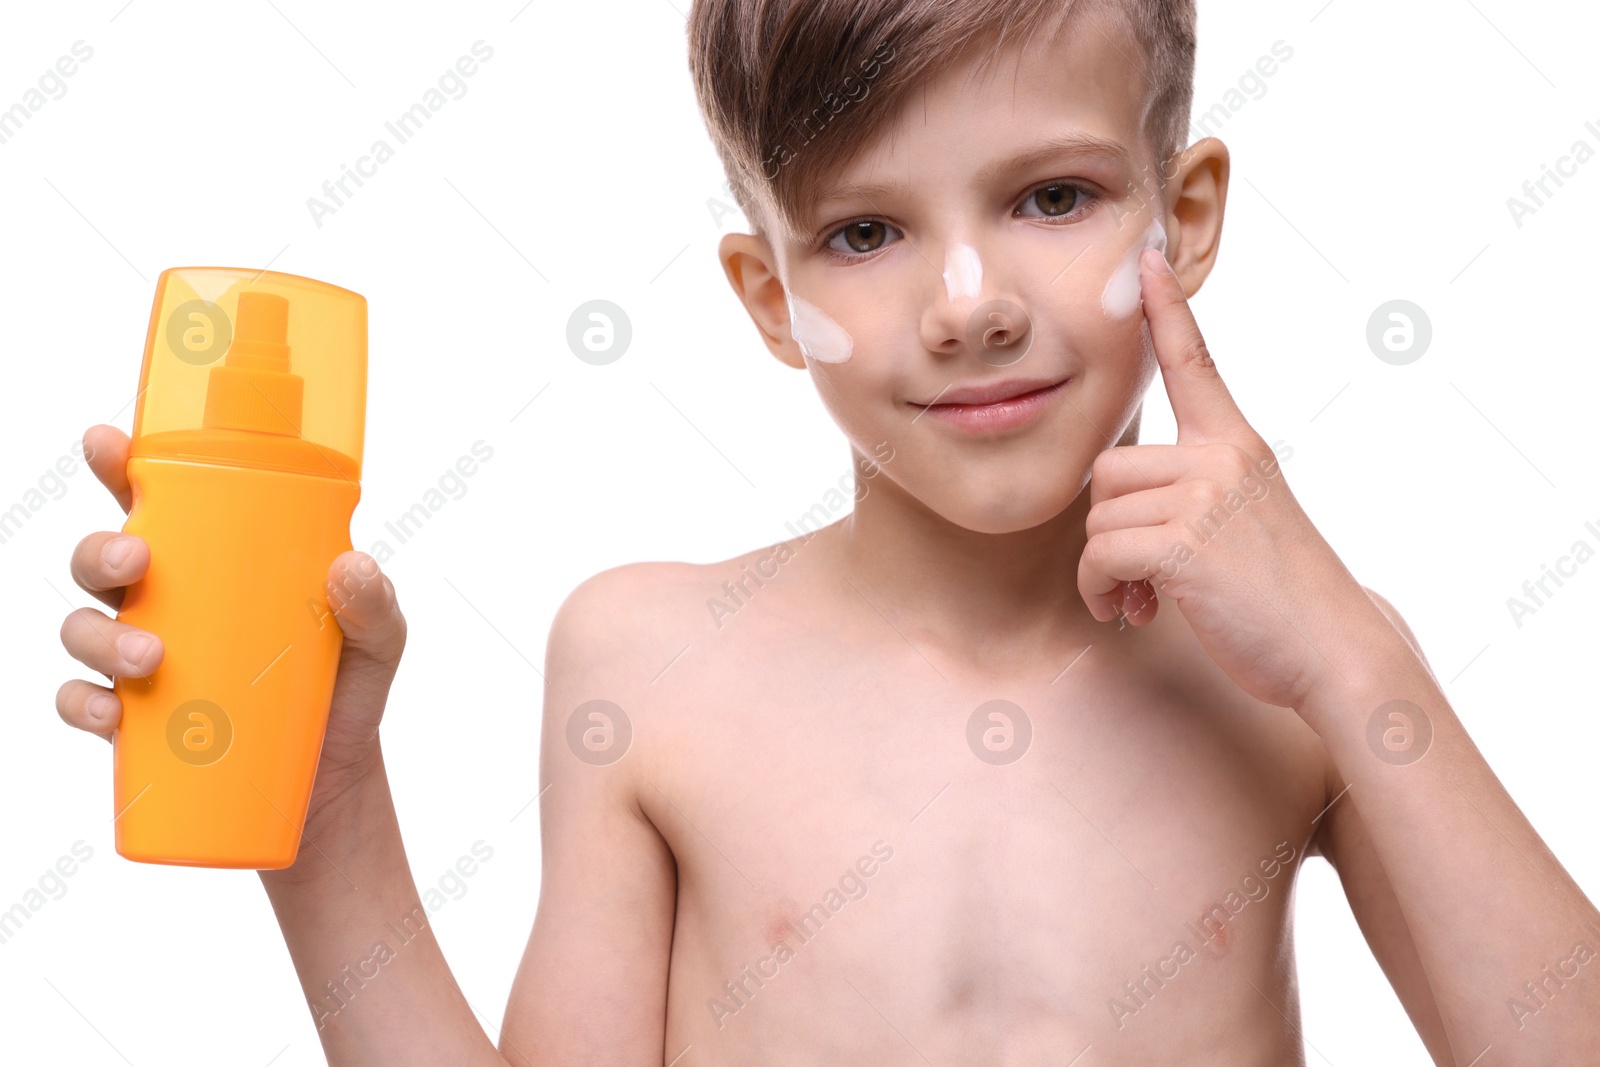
[103,538,134,570]
[118,632,153,663]
[1142,247,1174,275]
[87,693,118,721]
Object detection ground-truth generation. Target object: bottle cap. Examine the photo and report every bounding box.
[129,267,367,481]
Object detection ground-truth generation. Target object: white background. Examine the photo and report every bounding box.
[2,0,1597,1063]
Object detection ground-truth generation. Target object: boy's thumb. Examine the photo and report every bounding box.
[324,551,406,670]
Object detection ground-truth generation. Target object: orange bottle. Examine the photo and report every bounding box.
[112,267,367,869]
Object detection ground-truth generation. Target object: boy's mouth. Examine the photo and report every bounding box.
[913,374,1070,407]
[909,375,1071,433]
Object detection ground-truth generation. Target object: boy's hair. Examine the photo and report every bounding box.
[687,0,1197,243]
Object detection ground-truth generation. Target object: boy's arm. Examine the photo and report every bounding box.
[1088,259,1600,1063]
[1301,587,1600,1063]
[1307,646,1456,1066]
[260,567,677,1066]
[259,748,512,1064]
[1306,586,1455,1064]
[499,566,679,1064]
[59,425,507,1061]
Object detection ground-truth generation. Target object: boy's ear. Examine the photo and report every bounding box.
[1163,137,1230,298]
[719,232,806,370]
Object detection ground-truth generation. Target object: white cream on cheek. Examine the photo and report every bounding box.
[784,243,982,366]
[942,243,983,301]
[1099,218,1169,318]
[787,293,854,363]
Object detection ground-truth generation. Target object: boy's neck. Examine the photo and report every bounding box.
[828,466,1106,666]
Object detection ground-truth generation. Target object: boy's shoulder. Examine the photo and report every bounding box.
[546,535,814,675]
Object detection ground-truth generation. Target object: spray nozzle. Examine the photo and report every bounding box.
[202,290,304,436]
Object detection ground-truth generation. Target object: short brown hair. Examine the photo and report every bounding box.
[687,0,1197,242]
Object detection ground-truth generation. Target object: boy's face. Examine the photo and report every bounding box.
[721,8,1227,535]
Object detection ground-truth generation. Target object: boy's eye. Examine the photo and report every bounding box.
[818,180,1097,261]
[1019,182,1089,218]
[826,219,897,256]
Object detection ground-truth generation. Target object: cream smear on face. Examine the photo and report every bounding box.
[787,293,854,363]
[1100,218,1169,318]
[942,243,983,301]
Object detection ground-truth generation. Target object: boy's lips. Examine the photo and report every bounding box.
[909,375,1072,433]
[911,374,1070,407]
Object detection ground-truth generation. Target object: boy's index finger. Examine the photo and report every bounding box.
[1138,248,1246,446]
[83,424,134,514]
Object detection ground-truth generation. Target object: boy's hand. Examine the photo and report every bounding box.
[1079,249,1395,712]
[56,424,407,825]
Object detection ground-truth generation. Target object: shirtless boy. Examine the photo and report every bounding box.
[56,0,1600,1063]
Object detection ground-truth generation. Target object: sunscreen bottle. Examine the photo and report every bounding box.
[112,267,367,869]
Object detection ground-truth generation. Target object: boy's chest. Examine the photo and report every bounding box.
[639,624,1329,1049]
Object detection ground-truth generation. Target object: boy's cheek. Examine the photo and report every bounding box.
[807,366,903,457]
[797,252,1149,405]
[796,312,1153,531]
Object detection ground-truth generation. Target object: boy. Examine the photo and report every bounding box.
[57,0,1600,1063]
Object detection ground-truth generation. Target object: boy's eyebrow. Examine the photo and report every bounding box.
[812,132,1131,215]
[972,132,1132,185]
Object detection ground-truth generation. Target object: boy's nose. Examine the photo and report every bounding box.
[942,242,984,303]
[968,298,1033,367]
[921,241,1033,366]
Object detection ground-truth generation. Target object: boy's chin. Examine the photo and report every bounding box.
[919,477,1090,536]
